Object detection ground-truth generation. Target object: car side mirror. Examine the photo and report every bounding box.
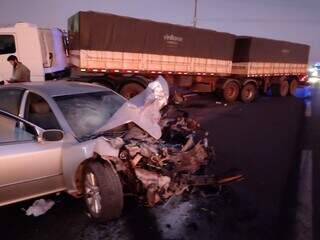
[41,129,64,142]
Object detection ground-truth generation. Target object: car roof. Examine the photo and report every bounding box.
[1,81,112,97]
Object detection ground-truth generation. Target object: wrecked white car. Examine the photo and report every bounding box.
[0,77,242,221]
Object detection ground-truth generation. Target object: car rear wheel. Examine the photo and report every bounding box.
[240,83,257,103]
[83,161,123,222]
[223,81,240,102]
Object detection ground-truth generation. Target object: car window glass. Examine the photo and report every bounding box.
[0,35,16,55]
[0,114,35,144]
[54,91,125,138]
[0,89,24,115]
[25,92,61,130]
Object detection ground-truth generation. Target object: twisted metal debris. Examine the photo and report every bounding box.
[101,76,243,206]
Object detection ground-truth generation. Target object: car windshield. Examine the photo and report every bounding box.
[54,91,126,139]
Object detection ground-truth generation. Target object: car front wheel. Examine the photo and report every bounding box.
[83,161,123,222]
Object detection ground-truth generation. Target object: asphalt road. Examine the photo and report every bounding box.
[184,92,305,240]
[0,89,308,240]
[302,83,320,240]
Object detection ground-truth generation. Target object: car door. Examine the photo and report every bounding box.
[0,111,65,207]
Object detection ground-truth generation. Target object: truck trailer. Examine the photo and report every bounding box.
[232,36,309,101]
[0,11,310,102]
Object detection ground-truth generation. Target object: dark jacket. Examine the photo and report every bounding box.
[9,62,31,83]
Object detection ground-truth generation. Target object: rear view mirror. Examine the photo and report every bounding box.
[41,129,64,142]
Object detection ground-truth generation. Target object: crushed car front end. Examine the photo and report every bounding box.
[79,77,243,215]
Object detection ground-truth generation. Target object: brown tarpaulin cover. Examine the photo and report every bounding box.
[233,37,310,64]
[68,11,236,60]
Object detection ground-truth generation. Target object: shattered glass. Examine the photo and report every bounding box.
[54,91,125,138]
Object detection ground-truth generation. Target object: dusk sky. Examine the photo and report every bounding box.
[1,0,319,63]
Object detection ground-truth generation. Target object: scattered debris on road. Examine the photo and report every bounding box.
[25,199,55,217]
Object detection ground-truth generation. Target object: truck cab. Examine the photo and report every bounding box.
[0,23,69,82]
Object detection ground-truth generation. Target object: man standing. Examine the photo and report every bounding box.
[6,55,30,83]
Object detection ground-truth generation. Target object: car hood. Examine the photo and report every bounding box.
[96,76,169,139]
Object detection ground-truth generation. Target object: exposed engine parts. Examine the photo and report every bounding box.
[107,106,243,206]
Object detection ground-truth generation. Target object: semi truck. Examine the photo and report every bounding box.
[0,11,310,102]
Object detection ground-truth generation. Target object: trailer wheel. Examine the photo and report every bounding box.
[83,161,123,222]
[119,82,145,99]
[289,79,298,96]
[271,80,289,97]
[240,83,257,103]
[223,81,240,102]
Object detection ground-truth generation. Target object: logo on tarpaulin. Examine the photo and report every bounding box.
[163,34,183,48]
[281,49,290,54]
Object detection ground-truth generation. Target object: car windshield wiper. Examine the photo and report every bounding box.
[80,130,126,141]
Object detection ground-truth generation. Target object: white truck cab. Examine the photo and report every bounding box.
[0,23,69,82]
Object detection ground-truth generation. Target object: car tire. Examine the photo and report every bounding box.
[223,81,240,103]
[119,82,145,99]
[83,161,123,222]
[240,83,257,103]
[271,81,289,97]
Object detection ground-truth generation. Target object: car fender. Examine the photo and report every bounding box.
[62,137,120,194]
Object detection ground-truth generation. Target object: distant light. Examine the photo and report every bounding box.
[308,77,320,83]
[311,71,318,77]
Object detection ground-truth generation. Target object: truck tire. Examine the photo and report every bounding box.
[240,83,257,103]
[289,79,298,96]
[271,80,289,97]
[223,81,240,102]
[119,82,145,99]
[83,161,123,222]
